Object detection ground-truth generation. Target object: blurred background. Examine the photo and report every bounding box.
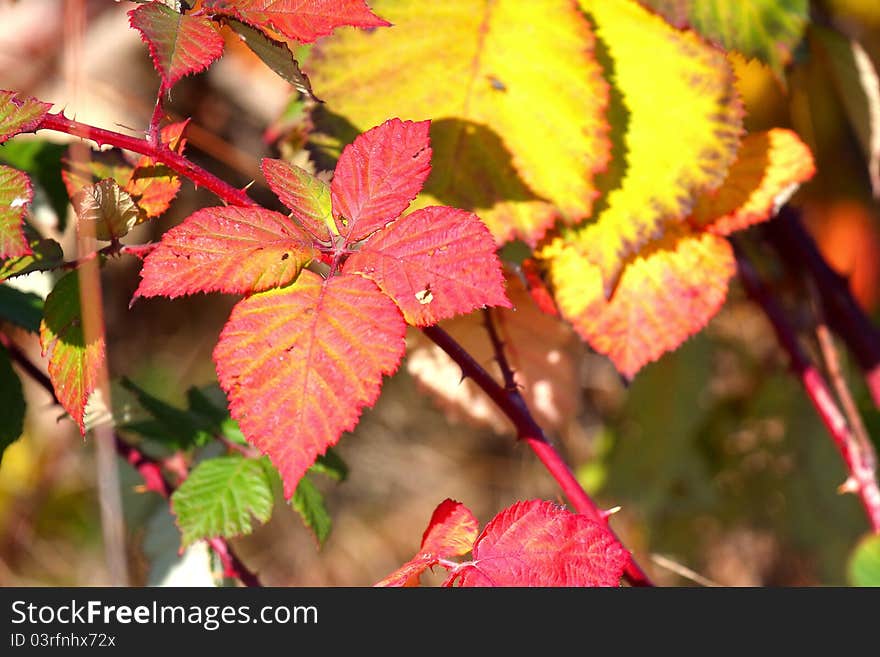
[1,0,880,586]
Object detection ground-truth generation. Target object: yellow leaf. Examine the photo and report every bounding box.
[544,226,734,379]
[691,128,816,235]
[575,0,743,293]
[308,0,610,244]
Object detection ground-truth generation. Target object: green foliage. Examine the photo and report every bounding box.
[848,534,880,586]
[0,284,43,333]
[171,455,275,548]
[0,345,25,463]
[291,476,332,545]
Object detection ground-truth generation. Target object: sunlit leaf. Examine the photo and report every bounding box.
[447,500,628,587]
[291,475,332,545]
[39,271,105,434]
[214,271,406,498]
[639,0,808,79]
[0,90,51,144]
[125,121,189,219]
[574,0,743,292]
[344,205,510,326]
[376,499,480,587]
[331,118,431,243]
[129,1,225,92]
[261,158,333,242]
[135,206,316,299]
[848,533,880,586]
[309,0,610,244]
[171,455,275,547]
[0,165,32,258]
[202,0,389,43]
[0,231,63,283]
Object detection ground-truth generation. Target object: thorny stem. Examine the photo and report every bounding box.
[423,324,654,586]
[2,332,262,585]
[764,207,880,408]
[37,112,259,209]
[734,247,880,532]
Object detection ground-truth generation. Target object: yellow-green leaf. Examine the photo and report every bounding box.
[574,0,743,294]
[308,0,611,245]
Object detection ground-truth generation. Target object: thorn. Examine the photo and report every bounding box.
[600,506,622,520]
[458,370,467,385]
[243,180,255,191]
[838,477,860,495]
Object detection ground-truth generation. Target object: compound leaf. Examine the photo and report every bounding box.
[202,0,389,43]
[135,206,316,299]
[214,271,405,498]
[129,1,225,92]
[344,205,510,326]
[39,271,105,434]
[171,454,275,547]
[447,500,628,587]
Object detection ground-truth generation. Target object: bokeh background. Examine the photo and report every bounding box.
[1,0,880,586]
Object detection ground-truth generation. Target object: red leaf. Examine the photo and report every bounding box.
[126,121,190,218]
[376,499,480,587]
[203,0,389,43]
[331,118,432,243]
[129,2,225,92]
[446,500,628,587]
[135,206,316,299]
[344,206,511,326]
[261,158,333,242]
[214,271,405,498]
[0,90,51,144]
[0,165,33,259]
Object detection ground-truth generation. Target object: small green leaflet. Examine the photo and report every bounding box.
[291,475,332,545]
[171,455,275,547]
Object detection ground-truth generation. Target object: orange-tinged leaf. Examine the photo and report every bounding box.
[0,90,51,144]
[0,165,32,259]
[62,152,131,201]
[344,206,510,326]
[406,276,583,435]
[446,500,628,587]
[691,129,816,235]
[72,179,141,242]
[39,271,105,434]
[202,0,389,43]
[135,206,316,299]
[376,498,480,587]
[545,227,735,379]
[331,118,431,243]
[129,1,225,92]
[214,271,405,498]
[261,158,333,242]
[309,0,610,244]
[126,121,189,219]
[575,0,743,292]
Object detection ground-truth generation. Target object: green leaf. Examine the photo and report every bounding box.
[639,0,808,79]
[0,228,63,282]
[291,475,332,545]
[119,377,216,449]
[227,19,316,99]
[171,455,275,547]
[848,534,880,586]
[0,345,25,463]
[0,284,43,332]
[0,139,69,225]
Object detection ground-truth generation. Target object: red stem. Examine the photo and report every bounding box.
[735,249,880,532]
[37,112,258,209]
[422,325,653,586]
[764,208,880,408]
